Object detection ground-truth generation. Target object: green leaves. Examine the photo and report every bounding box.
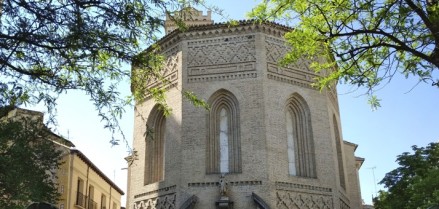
[374,143,439,209]
[249,0,439,110]
[0,0,204,147]
[0,117,63,209]
[183,91,209,110]
[367,95,381,111]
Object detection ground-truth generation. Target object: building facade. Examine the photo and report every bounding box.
[127,8,364,209]
[57,149,124,209]
[3,108,124,209]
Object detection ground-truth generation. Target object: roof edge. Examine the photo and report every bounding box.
[71,149,125,195]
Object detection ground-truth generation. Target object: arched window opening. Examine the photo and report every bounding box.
[285,94,316,178]
[333,115,346,190]
[207,89,241,174]
[144,105,166,185]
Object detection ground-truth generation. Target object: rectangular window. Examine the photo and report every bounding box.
[88,185,96,209]
[76,178,85,207]
[101,194,106,209]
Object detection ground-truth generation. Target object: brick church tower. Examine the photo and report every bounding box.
[126,8,364,209]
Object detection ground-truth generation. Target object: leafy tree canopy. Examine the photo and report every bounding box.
[374,142,439,209]
[0,0,207,146]
[249,0,439,108]
[0,114,64,209]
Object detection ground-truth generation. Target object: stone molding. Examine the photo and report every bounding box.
[157,20,291,48]
[252,192,271,209]
[179,195,198,209]
[134,185,176,199]
[188,72,257,83]
[188,180,262,187]
[275,182,332,194]
[340,198,351,209]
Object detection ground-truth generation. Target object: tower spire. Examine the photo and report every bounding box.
[164,7,213,34]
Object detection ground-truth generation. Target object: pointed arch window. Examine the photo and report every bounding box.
[333,115,346,189]
[285,94,316,178]
[144,105,166,185]
[207,89,241,174]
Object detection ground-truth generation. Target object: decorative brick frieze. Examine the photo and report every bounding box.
[186,35,257,83]
[265,36,319,89]
[188,72,257,83]
[133,193,176,209]
[275,182,332,193]
[276,191,333,209]
[145,52,179,89]
[188,180,262,187]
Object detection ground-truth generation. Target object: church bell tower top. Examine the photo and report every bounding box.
[165,7,213,34]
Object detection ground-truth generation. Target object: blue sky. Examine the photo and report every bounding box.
[24,0,439,206]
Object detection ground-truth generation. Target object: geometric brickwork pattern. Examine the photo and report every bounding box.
[276,191,333,209]
[265,36,317,88]
[187,35,256,67]
[340,198,351,209]
[133,193,176,209]
[187,35,257,82]
[145,50,179,89]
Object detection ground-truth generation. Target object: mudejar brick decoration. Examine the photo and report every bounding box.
[127,7,365,209]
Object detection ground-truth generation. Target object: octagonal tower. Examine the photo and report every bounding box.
[127,8,364,209]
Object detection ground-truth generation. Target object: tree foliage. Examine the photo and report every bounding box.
[374,142,439,209]
[0,114,63,209]
[249,0,439,107]
[0,0,205,146]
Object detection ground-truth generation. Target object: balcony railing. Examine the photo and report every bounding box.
[88,198,98,209]
[76,191,86,208]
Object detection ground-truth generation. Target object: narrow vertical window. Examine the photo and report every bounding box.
[76,178,85,207]
[88,185,95,209]
[207,89,241,174]
[333,115,346,189]
[286,94,316,178]
[144,105,166,185]
[219,108,229,173]
[286,111,296,175]
[101,194,107,209]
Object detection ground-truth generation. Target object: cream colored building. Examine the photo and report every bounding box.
[2,108,124,209]
[127,8,364,209]
[57,148,124,209]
